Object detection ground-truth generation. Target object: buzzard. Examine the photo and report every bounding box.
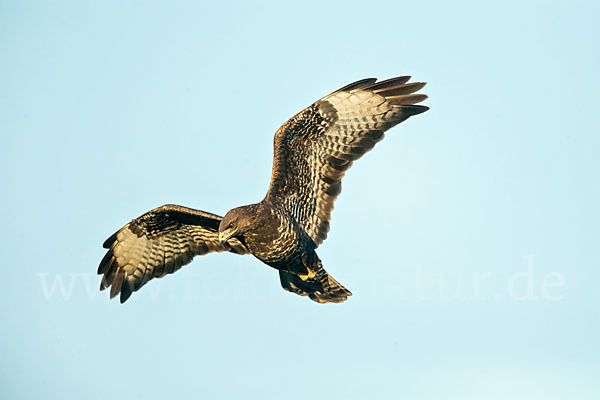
[98,76,428,303]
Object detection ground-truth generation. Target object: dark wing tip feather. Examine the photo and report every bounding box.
[364,76,411,91]
[102,231,119,249]
[332,78,377,94]
[402,105,430,116]
[110,271,124,299]
[374,82,427,97]
[97,252,114,275]
[120,278,134,303]
[388,93,428,105]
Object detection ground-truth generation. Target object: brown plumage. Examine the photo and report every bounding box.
[98,76,429,303]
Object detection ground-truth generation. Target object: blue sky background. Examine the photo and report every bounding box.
[2,1,599,398]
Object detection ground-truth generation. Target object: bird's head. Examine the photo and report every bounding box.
[218,204,260,245]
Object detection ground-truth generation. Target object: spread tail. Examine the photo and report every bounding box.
[279,254,351,303]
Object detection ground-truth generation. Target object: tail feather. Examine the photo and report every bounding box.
[309,273,352,303]
[279,254,351,303]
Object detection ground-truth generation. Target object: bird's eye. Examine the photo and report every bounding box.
[228,222,236,229]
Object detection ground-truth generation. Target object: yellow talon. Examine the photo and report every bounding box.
[299,269,316,281]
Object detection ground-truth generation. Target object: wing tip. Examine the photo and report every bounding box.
[403,104,430,116]
[332,77,378,94]
[120,279,133,303]
[102,231,119,249]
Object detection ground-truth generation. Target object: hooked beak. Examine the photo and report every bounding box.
[218,230,235,245]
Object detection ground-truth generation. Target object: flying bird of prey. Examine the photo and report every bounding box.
[98,76,428,303]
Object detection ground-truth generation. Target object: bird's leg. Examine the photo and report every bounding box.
[298,253,317,281]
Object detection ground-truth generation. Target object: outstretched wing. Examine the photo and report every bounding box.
[98,204,248,303]
[265,76,429,246]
